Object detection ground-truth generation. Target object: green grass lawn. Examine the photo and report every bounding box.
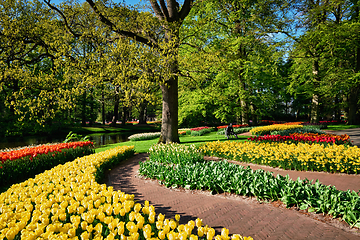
[95,132,249,153]
[70,124,160,134]
[94,124,360,154]
[326,124,360,131]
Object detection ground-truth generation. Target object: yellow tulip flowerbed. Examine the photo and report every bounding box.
[0,146,250,240]
[250,124,303,136]
[200,141,360,174]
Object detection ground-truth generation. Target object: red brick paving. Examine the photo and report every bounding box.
[106,153,360,240]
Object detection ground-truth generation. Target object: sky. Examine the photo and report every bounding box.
[50,0,141,6]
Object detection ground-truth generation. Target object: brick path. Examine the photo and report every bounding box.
[106,128,360,240]
[107,153,360,240]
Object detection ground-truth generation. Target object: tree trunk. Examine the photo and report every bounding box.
[111,86,119,126]
[159,74,180,143]
[158,27,181,143]
[121,106,128,126]
[240,98,249,124]
[334,95,341,121]
[138,101,148,124]
[101,88,105,125]
[81,90,87,127]
[310,60,320,123]
[310,94,319,123]
[348,86,360,124]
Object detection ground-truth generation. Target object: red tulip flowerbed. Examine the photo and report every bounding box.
[248,133,352,146]
[190,126,210,131]
[216,124,249,129]
[0,141,94,188]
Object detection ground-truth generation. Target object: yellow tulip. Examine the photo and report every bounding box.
[68,228,77,238]
[169,219,177,230]
[129,211,136,221]
[94,223,103,234]
[197,227,205,237]
[157,213,165,222]
[195,218,202,228]
[190,235,199,240]
[134,203,142,213]
[215,235,222,240]
[207,228,215,240]
[117,222,125,235]
[221,228,230,240]
[179,231,188,240]
[154,230,163,240]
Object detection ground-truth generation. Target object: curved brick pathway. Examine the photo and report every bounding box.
[107,153,360,240]
[106,129,360,240]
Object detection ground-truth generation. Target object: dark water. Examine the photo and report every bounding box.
[0,132,131,150]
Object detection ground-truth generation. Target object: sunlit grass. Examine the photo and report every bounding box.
[326,124,360,131]
[95,132,248,153]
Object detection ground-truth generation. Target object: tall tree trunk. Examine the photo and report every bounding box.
[334,95,341,121]
[240,98,249,124]
[159,31,180,143]
[101,88,105,125]
[310,94,319,123]
[111,86,119,126]
[348,87,360,124]
[310,60,320,123]
[81,90,87,127]
[121,106,128,126]
[159,72,180,143]
[138,101,148,124]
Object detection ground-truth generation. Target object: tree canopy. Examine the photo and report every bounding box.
[0,0,359,138]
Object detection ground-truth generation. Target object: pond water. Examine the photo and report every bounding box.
[0,132,132,150]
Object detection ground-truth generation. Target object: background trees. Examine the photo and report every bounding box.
[0,0,359,138]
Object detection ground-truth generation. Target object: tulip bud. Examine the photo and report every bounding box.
[195,218,202,228]
[207,228,215,240]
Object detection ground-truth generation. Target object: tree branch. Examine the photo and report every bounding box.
[166,0,179,20]
[159,0,170,20]
[179,0,194,21]
[43,0,81,38]
[86,0,158,48]
[150,0,166,21]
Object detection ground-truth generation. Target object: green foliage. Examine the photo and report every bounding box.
[271,126,326,136]
[63,131,90,143]
[139,144,360,228]
[147,143,203,165]
[190,128,212,136]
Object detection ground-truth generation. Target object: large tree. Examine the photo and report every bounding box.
[44,0,195,143]
[178,0,290,125]
[289,0,360,123]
